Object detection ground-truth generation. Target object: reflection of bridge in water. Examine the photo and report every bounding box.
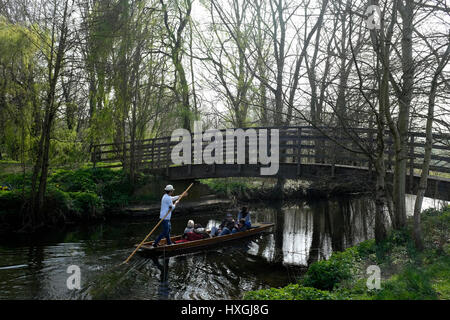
[244,196,444,266]
[92,126,450,201]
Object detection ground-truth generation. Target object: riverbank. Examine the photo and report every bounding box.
[0,168,371,233]
[0,168,239,233]
[244,205,450,300]
[0,168,161,233]
[201,175,372,201]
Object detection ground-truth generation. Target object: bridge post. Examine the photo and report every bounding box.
[368,129,374,176]
[409,134,415,193]
[166,137,170,176]
[297,127,302,176]
[157,141,161,169]
[93,146,98,168]
[150,139,155,170]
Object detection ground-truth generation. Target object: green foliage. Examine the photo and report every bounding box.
[50,169,98,192]
[376,268,437,300]
[243,284,338,300]
[0,172,33,190]
[421,205,450,252]
[0,189,25,214]
[0,168,143,226]
[245,205,449,300]
[355,239,377,258]
[302,247,359,290]
[48,168,134,209]
[49,129,87,166]
[69,191,104,215]
[202,178,256,197]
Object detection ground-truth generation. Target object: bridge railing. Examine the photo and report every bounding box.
[91,126,450,176]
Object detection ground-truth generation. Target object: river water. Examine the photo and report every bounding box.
[0,195,445,300]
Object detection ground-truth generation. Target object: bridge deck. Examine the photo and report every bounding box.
[91,126,450,201]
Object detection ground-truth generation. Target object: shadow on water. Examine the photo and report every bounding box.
[0,195,445,299]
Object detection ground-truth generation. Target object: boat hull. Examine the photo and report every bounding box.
[136,222,274,256]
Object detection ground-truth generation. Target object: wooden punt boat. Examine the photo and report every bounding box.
[136,222,275,256]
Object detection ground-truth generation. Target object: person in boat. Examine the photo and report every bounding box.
[232,218,248,234]
[153,185,186,247]
[186,223,210,241]
[237,206,251,229]
[182,220,195,239]
[210,213,235,237]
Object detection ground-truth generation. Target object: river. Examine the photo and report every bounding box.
[0,195,445,300]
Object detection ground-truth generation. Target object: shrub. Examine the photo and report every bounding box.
[302,247,358,290]
[373,266,437,300]
[69,191,104,216]
[243,284,338,300]
[355,239,376,258]
[0,189,25,213]
[50,169,97,192]
[421,205,450,252]
[202,178,255,196]
[45,185,72,214]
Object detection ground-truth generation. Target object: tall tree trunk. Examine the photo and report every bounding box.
[390,0,415,229]
[413,43,450,250]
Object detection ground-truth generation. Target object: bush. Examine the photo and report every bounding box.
[69,191,104,216]
[202,178,255,196]
[50,169,98,192]
[0,172,33,190]
[243,284,338,300]
[302,247,358,290]
[0,189,25,213]
[355,239,376,258]
[49,168,132,209]
[45,185,72,214]
[421,205,450,252]
[373,267,437,300]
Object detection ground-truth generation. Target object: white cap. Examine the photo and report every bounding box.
[165,185,174,191]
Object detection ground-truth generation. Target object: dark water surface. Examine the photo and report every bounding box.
[0,195,444,300]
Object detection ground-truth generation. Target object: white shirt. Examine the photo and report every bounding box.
[160,194,180,220]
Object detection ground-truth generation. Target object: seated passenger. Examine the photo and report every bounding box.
[210,213,235,237]
[193,223,210,239]
[186,223,210,241]
[182,220,195,239]
[237,206,251,229]
[232,218,248,234]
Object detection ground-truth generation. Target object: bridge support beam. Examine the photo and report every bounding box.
[147,163,450,201]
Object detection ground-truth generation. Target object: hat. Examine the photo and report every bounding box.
[187,220,194,228]
[165,185,174,191]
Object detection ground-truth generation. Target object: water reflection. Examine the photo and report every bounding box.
[0,195,445,299]
[246,195,443,266]
[150,257,171,299]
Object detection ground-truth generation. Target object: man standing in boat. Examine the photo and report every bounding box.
[153,185,185,247]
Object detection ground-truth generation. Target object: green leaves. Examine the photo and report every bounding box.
[244,284,338,300]
[302,248,359,291]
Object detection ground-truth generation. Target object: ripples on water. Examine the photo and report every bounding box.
[0,195,445,300]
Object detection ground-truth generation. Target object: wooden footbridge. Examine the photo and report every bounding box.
[91,126,450,201]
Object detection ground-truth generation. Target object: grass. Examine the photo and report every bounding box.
[244,205,450,300]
